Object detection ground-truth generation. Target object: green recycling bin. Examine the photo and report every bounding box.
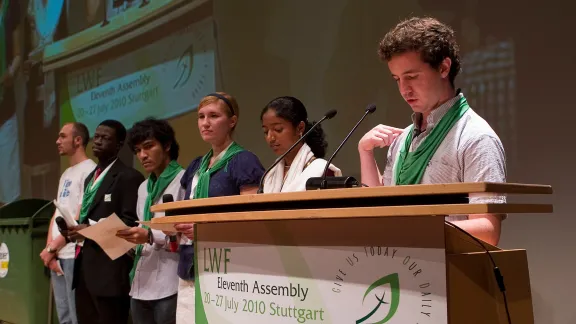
[0,199,57,324]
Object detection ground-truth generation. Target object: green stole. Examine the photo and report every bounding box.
[193,142,244,199]
[191,142,243,323]
[394,95,470,185]
[78,165,113,224]
[0,0,9,102]
[129,160,183,283]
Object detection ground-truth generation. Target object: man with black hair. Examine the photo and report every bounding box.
[66,119,144,324]
[40,122,95,324]
[117,117,184,324]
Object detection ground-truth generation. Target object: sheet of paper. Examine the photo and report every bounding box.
[138,221,177,232]
[53,200,78,227]
[88,219,105,226]
[78,213,135,260]
[55,260,64,277]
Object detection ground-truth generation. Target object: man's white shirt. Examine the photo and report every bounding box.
[51,159,97,259]
[382,92,507,221]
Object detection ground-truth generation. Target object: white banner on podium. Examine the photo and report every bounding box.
[195,242,447,324]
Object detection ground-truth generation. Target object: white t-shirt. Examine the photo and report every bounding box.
[51,158,97,259]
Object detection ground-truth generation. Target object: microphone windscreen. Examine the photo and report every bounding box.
[325,109,337,119]
[365,104,376,114]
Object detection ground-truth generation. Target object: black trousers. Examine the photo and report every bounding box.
[75,268,130,324]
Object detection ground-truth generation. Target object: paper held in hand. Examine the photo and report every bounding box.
[53,199,78,227]
[77,213,136,260]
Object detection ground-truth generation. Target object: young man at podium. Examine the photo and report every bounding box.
[358,17,506,245]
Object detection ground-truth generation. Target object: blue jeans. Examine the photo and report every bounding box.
[131,294,177,324]
[51,258,77,324]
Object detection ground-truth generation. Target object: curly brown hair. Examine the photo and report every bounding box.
[378,17,461,86]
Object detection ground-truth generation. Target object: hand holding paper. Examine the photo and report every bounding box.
[116,227,149,245]
[66,224,89,242]
[78,213,136,260]
[48,259,64,276]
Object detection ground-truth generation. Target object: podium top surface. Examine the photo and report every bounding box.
[151,182,552,213]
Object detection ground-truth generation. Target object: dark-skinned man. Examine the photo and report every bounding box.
[65,119,144,324]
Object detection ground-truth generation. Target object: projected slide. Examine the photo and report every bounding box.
[60,17,216,133]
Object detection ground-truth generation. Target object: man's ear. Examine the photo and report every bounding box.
[439,57,452,79]
[73,136,82,148]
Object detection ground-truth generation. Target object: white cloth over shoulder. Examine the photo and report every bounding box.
[263,143,342,193]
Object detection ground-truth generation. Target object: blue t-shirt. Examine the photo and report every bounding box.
[178,150,264,280]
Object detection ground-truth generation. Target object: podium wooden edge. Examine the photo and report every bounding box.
[151,182,552,213]
[151,203,552,225]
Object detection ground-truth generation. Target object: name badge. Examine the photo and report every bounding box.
[104,194,112,202]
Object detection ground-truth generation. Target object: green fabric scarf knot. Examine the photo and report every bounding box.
[193,142,244,199]
[394,95,470,185]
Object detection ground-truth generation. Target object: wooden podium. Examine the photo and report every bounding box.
[151,182,552,324]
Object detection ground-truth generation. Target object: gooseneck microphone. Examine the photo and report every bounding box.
[161,194,179,252]
[306,104,377,190]
[257,109,338,194]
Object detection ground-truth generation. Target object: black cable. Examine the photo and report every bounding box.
[445,221,512,324]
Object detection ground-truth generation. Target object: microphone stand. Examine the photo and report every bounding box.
[307,104,376,190]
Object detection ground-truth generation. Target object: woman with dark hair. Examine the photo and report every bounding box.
[261,96,341,193]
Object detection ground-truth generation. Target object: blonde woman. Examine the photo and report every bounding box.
[174,92,265,323]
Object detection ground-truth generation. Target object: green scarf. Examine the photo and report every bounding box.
[0,0,9,102]
[394,96,470,185]
[129,160,183,283]
[78,166,112,224]
[194,142,244,199]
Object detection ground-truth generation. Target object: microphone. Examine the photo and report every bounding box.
[162,194,179,252]
[306,104,377,190]
[55,216,68,233]
[257,109,337,194]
